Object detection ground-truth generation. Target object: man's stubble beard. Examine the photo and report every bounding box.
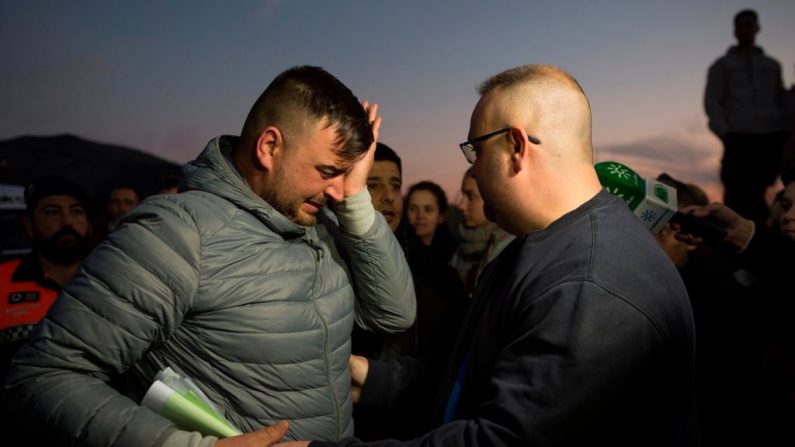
[261,168,321,227]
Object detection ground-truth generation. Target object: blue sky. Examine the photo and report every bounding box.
[2,0,794,201]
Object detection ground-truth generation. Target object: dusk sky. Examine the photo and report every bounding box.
[2,0,794,202]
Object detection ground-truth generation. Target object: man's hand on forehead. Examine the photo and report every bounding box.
[342,101,382,198]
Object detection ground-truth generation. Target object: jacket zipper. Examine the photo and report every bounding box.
[303,237,341,438]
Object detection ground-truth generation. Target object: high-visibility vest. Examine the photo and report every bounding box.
[0,258,60,344]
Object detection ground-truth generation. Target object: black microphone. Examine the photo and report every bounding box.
[668,211,728,245]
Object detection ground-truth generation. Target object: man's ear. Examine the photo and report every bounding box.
[509,127,528,174]
[254,126,283,170]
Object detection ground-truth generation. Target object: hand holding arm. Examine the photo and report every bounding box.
[676,202,755,251]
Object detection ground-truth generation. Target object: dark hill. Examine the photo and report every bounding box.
[0,134,183,213]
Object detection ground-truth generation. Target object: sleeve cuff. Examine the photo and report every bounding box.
[334,188,376,236]
[358,358,393,407]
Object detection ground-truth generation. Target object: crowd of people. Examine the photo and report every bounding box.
[1,8,794,447]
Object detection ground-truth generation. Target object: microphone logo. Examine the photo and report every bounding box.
[595,161,678,233]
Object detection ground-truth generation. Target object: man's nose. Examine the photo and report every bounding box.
[60,211,76,228]
[324,176,345,203]
[383,188,397,203]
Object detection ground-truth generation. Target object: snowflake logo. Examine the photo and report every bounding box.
[640,209,656,222]
[606,163,631,180]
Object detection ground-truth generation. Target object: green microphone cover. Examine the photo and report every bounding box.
[594,161,645,211]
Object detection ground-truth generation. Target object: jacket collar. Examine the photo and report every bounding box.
[11,251,62,291]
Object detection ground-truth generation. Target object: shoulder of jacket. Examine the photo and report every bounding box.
[135,192,241,237]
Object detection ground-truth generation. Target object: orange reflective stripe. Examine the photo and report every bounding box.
[0,259,60,339]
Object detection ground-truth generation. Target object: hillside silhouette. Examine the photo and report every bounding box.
[0,134,183,214]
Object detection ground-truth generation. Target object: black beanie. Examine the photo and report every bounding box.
[24,175,91,215]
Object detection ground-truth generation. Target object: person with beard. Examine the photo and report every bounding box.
[3,66,414,447]
[0,175,93,373]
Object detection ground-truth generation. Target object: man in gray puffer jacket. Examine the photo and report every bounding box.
[2,66,416,447]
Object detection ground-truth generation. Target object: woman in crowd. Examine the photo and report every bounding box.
[404,181,458,263]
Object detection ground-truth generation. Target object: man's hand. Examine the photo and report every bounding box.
[215,420,288,447]
[342,101,382,198]
[349,354,370,404]
[677,202,754,251]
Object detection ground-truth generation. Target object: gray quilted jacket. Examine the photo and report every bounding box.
[3,136,415,445]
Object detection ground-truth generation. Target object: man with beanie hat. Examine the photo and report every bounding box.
[0,174,93,372]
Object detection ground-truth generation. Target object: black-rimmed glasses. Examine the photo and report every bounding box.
[458,127,541,164]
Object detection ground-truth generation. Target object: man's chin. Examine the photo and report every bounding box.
[293,210,318,226]
[382,214,397,226]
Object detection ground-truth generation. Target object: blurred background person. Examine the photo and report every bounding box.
[366,143,403,233]
[353,143,467,442]
[677,168,795,445]
[405,181,458,264]
[450,167,514,296]
[776,172,795,240]
[704,8,789,222]
[0,175,93,373]
[656,173,757,447]
[105,184,141,230]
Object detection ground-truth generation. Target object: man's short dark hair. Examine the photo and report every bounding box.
[24,175,91,217]
[107,184,141,201]
[241,66,373,163]
[374,142,402,177]
[734,9,758,23]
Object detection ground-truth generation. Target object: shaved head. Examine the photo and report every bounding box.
[467,64,603,234]
[476,64,593,163]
